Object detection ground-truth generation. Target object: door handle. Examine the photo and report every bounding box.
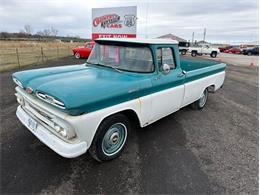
[177,70,187,77]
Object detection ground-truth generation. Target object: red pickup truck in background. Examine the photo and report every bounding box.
[72,41,95,59]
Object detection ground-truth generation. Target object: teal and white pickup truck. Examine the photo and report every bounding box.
[13,38,226,161]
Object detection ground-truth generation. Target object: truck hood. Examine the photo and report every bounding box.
[13,64,152,115]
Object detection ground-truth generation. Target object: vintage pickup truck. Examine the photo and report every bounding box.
[13,38,226,161]
[189,44,220,58]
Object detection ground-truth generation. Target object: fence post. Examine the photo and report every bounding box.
[16,48,21,69]
[41,47,44,62]
[68,46,70,56]
[57,46,59,60]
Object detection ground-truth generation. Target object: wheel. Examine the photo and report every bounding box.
[247,51,252,56]
[181,50,187,55]
[210,52,217,58]
[89,114,130,162]
[191,51,197,57]
[74,52,81,59]
[192,89,208,110]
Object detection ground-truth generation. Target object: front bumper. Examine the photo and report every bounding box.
[16,106,87,158]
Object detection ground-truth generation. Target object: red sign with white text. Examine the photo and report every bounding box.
[92,33,136,40]
[92,6,137,40]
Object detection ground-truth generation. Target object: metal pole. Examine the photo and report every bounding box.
[41,47,44,62]
[16,48,21,69]
[203,28,206,42]
[192,32,194,45]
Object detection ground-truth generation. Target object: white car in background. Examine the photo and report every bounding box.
[189,44,220,58]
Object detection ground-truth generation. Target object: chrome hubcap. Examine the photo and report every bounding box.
[102,123,127,156]
[110,132,119,144]
[75,53,80,58]
[199,91,207,107]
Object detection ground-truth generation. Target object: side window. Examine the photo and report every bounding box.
[157,47,176,70]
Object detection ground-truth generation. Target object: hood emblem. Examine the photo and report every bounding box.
[26,87,33,94]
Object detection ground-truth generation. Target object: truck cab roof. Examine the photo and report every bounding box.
[95,38,179,45]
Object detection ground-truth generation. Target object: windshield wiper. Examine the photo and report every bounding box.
[86,61,103,66]
[109,65,123,73]
[86,62,123,73]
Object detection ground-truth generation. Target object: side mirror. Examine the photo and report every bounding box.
[162,63,171,74]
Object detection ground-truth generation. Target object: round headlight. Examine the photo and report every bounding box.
[16,94,25,106]
[60,129,67,137]
[54,125,61,132]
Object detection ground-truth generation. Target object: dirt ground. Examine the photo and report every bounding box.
[0,56,258,194]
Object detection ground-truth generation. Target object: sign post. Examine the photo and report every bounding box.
[92,6,137,40]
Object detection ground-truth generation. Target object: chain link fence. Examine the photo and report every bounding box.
[0,45,78,72]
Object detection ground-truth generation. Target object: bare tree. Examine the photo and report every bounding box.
[19,29,26,34]
[36,31,44,36]
[24,25,33,35]
[50,27,58,36]
[43,29,51,36]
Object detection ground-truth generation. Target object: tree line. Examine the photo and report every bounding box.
[0,25,86,42]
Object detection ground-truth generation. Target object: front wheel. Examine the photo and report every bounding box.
[247,51,252,56]
[192,89,208,110]
[89,114,130,162]
[181,50,187,55]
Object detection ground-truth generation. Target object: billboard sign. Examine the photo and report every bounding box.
[92,6,137,40]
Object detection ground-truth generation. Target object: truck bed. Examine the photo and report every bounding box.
[180,56,226,82]
[180,57,220,71]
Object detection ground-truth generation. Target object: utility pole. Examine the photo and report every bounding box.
[192,32,194,45]
[203,28,206,42]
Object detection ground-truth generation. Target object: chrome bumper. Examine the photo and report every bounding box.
[16,106,87,158]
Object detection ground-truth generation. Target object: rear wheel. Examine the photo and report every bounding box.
[74,52,81,59]
[210,52,217,58]
[191,51,197,57]
[192,89,208,110]
[89,114,130,162]
[247,51,252,56]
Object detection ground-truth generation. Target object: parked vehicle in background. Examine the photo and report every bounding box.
[189,44,220,58]
[12,38,226,161]
[178,41,190,55]
[72,41,95,59]
[242,47,259,55]
[224,47,242,54]
[218,46,232,52]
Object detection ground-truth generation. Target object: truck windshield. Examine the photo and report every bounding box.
[87,43,154,73]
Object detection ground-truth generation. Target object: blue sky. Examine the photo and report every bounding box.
[0,0,258,43]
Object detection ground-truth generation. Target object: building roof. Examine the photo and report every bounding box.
[157,33,187,42]
[197,40,210,44]
[95,38,178,44]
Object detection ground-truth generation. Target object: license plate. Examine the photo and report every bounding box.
[28,117,37,132]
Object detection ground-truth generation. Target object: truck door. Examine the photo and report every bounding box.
[202,45,210,54]
[150,47,185,122]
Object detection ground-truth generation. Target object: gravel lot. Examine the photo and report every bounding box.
[0,56,258,194]
[201,52,259,67]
